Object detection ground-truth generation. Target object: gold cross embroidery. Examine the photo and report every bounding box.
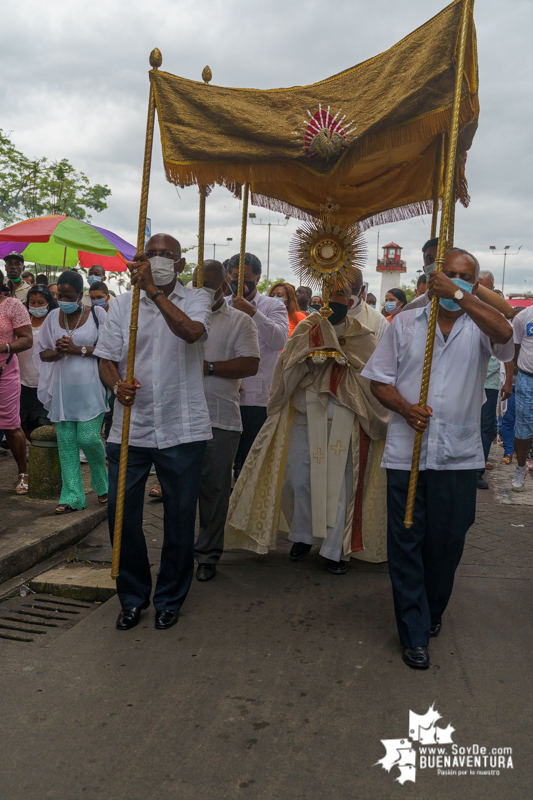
[330,440,347,457]
[313,448,325,464]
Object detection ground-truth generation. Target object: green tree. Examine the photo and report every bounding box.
[257,276,285,294]
[0,129,111,226]
[400,280,418,303]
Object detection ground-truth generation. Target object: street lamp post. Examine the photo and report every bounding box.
[206,237,233,260]
[489,245,523,294]
[249,213,290,292]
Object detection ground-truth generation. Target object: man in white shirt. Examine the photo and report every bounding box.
[348,268,388,342]
[191,261,260,582]
[95,234,212,632]
[362,248,513,670]
[227,252,289,479]
[510,304,533,491]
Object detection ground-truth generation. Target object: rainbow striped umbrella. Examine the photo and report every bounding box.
[0,215,136,272]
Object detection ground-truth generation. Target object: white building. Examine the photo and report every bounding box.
[377,242,406,306]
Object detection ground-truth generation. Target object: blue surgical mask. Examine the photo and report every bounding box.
[91,298,107,308]
[385,301,398,313]
[29,305,48,317]
[439,277,474,311]
[58,300,80,314]
[275,296,287,305]
[87,275,101,286]
[425,262,436,276]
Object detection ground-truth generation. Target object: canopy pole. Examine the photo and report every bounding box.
[430,133,445,240]
[404,0,472,529]
[197,189,206,288]
[111,49,160,579]
[62,247,67,268]
[447,191,456,250]
[237,182,250,298]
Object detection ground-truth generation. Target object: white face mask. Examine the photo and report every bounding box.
[149,256,177,286]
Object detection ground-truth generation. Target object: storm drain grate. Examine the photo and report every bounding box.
[0,593,98,645]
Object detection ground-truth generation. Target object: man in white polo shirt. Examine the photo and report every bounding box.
[362,248,513,670]
[192,260,260,581]
[510,303,533,491]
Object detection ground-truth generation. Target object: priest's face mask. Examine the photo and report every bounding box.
[328,286,354,325]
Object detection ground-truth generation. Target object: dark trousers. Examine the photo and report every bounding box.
[195,427,241,564]
[501,387,516,456]
[107,440,207,612]
[478,388,499,477]
[386,468,476,648]
[233,406,267,475]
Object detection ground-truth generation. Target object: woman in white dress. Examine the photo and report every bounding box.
[35,270,108,514]
[19,285,57,434]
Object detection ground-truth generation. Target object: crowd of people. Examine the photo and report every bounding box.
[1,234,525,667]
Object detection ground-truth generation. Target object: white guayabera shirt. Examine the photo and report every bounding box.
[94,283,212,448]
[361,305,514,471]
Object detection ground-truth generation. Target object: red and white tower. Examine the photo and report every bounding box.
[376,242,406,305]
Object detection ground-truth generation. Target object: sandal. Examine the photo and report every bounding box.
[500,454,512,466]
[15,474,28,495]
[55,504,76,514]
[149,483,163,500]
[485,461,494,470]
[98,494,108,504]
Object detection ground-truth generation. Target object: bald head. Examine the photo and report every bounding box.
[145,234,182,260]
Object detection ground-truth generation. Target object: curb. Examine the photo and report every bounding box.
[0,505,108,585]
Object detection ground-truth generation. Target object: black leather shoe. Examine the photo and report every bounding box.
[197,564,216,582]
[116,602,148,631]
[326,559,348,575]
[477,476,489,490]
[290,542,312,561]
[430,620,442,637]
[402,646,430,669]
[155,610,179,630]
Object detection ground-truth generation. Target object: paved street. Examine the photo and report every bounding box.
[0,445,532,799]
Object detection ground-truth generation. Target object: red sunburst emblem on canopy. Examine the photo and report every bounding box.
[297,104,356,161]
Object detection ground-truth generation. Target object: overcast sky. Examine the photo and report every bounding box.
[2,0,532,298]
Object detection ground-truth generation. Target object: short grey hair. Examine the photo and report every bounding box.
[478,269,495,283]
[447,247,480,279]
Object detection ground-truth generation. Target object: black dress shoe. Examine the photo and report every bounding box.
[402,646,430,670]
[477,476,489,490]
[116,602,148,631]
[326,559,348,575]
[197,564,216,582]
[155,610,179,630]
[290,542,312,561]
[430,620,442,637]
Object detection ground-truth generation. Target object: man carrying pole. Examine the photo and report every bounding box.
[95,234,212,631]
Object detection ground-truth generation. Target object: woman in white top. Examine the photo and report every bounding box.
[35,270,108,514]
[19,285,57,434]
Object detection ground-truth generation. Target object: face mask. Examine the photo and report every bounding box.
[425,262,436,276]
[59,300,80,315]
[10,275,22,284]
[367,303,376,309]
[351,292,362,306]
[91,298,107,307]
[149,256,177,286]
[328,301,349,326]
[230,280,256,298]
[87,275,102,286]
[439,277,474,312]
[309,303,322,312]
[200,287,218,304]
[385,301,398,314]
[29,305,48,317]
[274,296,287,305]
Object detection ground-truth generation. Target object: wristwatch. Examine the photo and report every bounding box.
[80,346,87,357]
[207,362,216,375]
[453,288,464,302]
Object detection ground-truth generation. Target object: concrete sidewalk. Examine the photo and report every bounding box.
[0,448,531,799]
[0,447,107,585]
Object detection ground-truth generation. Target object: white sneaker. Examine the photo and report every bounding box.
[512,465,527,492]
[80,449,88,464]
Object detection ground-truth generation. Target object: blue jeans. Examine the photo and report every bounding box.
[501,387,516,456]
[107,440,207,612]
[478,388,499,477]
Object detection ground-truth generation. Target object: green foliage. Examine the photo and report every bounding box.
[0,129,111,226]
[400,280,418,303]
[257,276,285,295]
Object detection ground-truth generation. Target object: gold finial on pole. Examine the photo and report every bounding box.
[237,183,250,298]
[404,0,473,529]
[430,132,445,240]
[111,54,158,579]
[202,65,213,84]
[197,189,206,288]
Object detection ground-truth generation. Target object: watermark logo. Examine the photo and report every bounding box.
[376,704,513,784]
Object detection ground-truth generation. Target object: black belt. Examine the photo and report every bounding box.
[518,368,533,379]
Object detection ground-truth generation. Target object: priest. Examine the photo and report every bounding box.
[225,283,389,572]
